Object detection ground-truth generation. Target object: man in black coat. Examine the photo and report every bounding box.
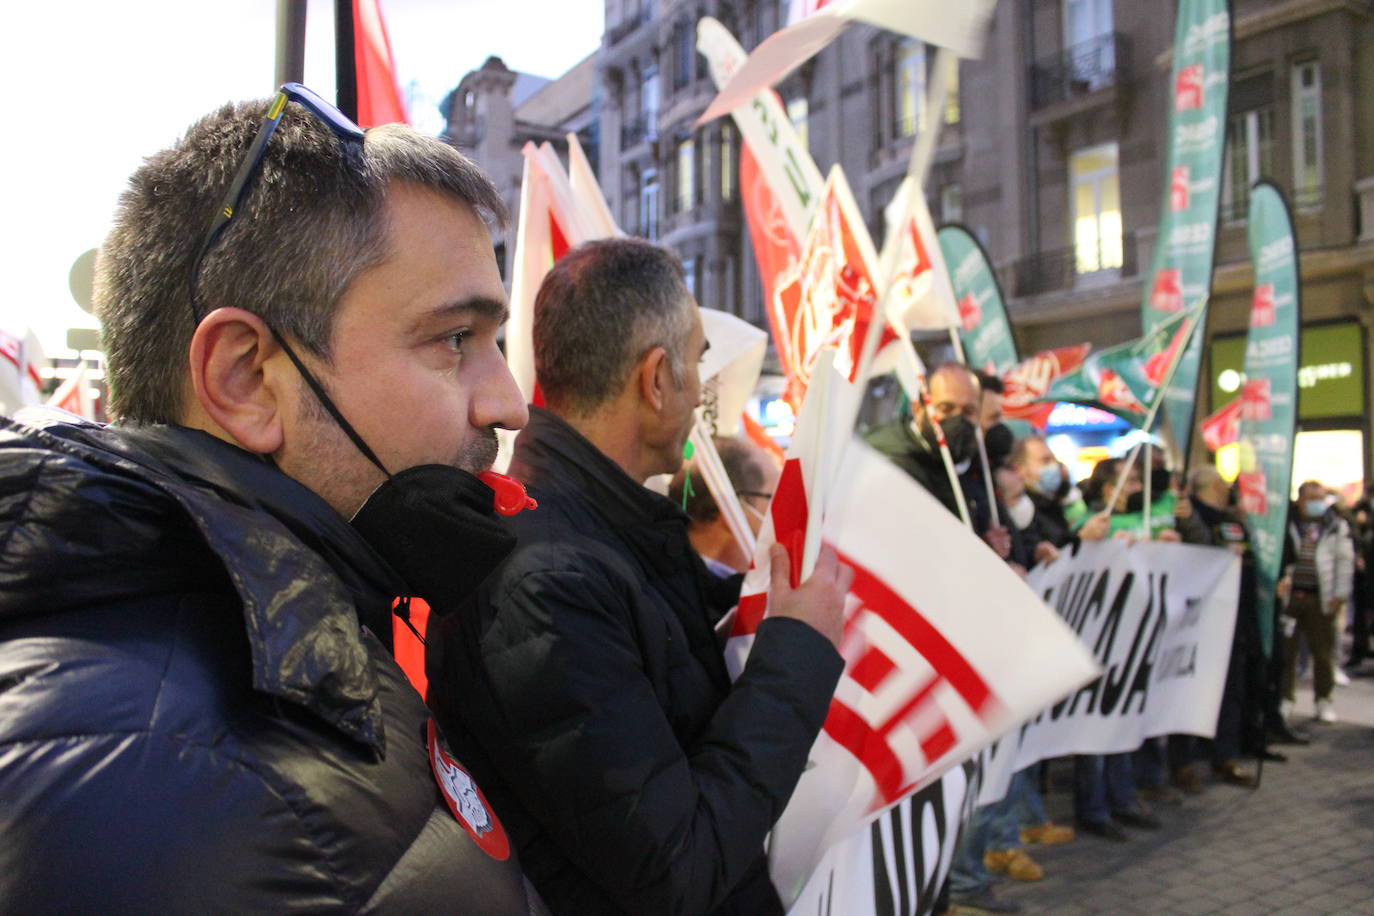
[0,89,541,911]
[428,238,850,915]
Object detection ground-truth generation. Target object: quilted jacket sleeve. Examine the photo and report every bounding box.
[475,549,843,915]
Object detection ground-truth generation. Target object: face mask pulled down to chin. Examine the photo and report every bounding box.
[351,465,522,618]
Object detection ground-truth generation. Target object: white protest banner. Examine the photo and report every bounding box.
[974,540,1240,803]
[788,757,979,916]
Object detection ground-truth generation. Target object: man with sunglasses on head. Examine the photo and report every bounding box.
[0,87,541,912]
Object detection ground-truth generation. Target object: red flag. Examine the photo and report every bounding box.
[1201,396,1241,453]
[353,0,409,127]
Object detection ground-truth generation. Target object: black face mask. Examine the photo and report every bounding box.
[351,465,517,617]
[922,413,976,465]
[1125,491,1146,514]
[271,329,528,618]
[1151,466,1172,497]
[984,422,1014,470]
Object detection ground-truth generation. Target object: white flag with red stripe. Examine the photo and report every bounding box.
[44,363,97,420]
[0,326,47,417]
[726,365,1100,907]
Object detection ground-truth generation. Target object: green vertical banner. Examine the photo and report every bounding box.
[938,224,1019,374]
[1237,181,1300,657]
[1141,0,1231,460]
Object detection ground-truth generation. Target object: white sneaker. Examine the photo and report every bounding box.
[1281,699,1295,722]
[1334,668,1351,687]
[1315,699,1338,723]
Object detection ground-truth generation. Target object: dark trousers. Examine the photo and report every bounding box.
[1282,589,1335,702]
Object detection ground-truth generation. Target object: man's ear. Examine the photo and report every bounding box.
[637,345,671,414]
[187,307,288,454]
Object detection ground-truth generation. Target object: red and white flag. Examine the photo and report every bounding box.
[1201,395,1242,453]
[880,176,959,333]
[44,363,97,420]
[351,0,409,127]
[727,359,1100,906]
[0,326,47,417]
[999,344,1092,429]
[699,0,997,125]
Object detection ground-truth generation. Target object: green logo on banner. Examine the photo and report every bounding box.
[1140,0,1231,458]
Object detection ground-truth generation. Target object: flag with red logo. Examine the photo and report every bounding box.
[885,178,959,334]
[769,167,897,405]
[725,358,1100,907]
[699,0,997,125]
[1200,395,1241,452]
[999,344,1092,429]
[1042,305,1200,423]
[1139,0,1230,459]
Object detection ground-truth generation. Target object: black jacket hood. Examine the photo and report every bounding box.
[0,414,406,750]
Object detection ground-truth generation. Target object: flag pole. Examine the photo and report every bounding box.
[334,0,358,119]
[799,45,963,577]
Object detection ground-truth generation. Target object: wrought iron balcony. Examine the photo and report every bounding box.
[1005,231,1138,298]
[1029,33,1132,111]
[620,113,659,149]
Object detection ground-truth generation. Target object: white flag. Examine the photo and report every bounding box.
[700,0,998,125]
[726,361,1100,907]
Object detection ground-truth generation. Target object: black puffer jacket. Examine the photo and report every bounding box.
[427,407,843,916]
[0,415,539,914]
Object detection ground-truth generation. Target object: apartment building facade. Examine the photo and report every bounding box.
[446,0,1374,474]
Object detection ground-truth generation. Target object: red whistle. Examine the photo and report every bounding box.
[478,470,538,516]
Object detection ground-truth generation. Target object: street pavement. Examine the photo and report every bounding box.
[986,663,1374,915]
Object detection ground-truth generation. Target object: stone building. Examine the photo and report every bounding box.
[445,0,1374,475]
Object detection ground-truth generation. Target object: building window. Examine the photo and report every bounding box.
[641,168,659,240]
[940,183,963,224]
[1291,61,1323,208]
[896,38,925,137]
[676,136,696,213]
[787,95,809,151]
[625,166,641,233]
[1222,107,1274,221]
[674,20,694,90]
[720,126,736,201]
[1069,143,1122,274]
[944,59,961,126]
[683,257,697,298]
[642,64,660,123]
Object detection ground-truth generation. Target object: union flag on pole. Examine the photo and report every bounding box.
[726,359,1099,906]
[44,363,98,421]
[998,344,1092,429]
[1201,395,1242,452]
[770,167,897,402]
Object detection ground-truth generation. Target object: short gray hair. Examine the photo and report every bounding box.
[96,97,505,423]
[533,238,694,415]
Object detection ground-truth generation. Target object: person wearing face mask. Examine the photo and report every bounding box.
[1010,435,1106,547]
[0,91,543,911]
[669,435,781,578]
[1276,480,1354,724]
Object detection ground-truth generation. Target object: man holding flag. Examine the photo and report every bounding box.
[429,238,852,915]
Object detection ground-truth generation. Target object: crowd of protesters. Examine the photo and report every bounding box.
[2,86,1368,915]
